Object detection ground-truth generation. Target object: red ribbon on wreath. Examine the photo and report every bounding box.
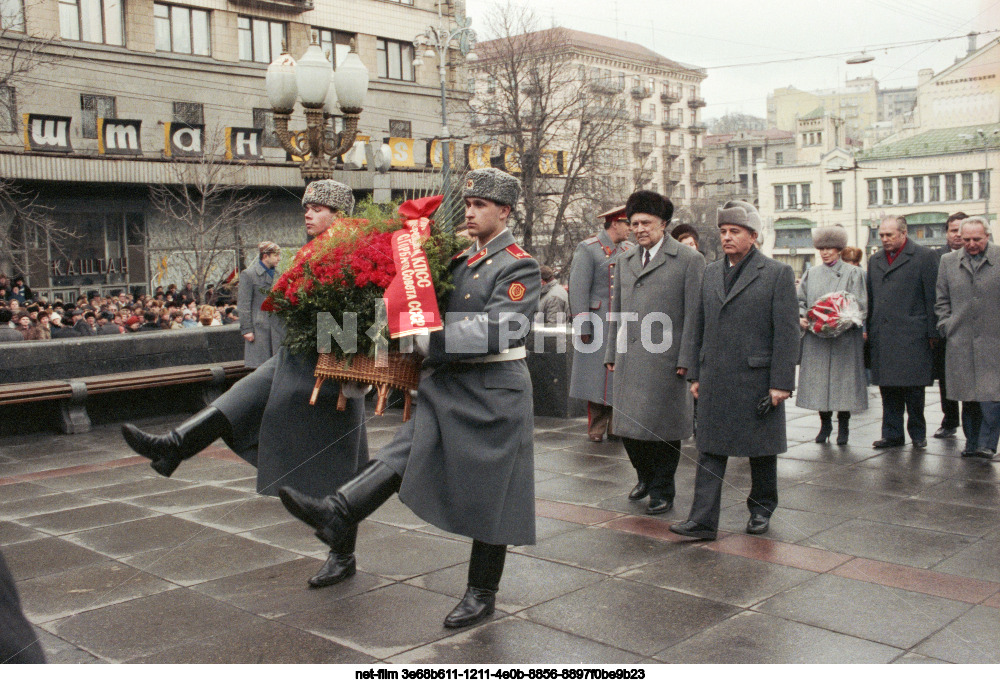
[384,195,445,338]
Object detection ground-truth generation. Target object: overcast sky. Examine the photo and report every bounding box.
[464,0,1000,122]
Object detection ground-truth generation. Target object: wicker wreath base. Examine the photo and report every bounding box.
[311,352,423,421]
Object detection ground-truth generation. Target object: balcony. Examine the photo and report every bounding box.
[633,142,654,156]
[661,89,681,105]
[229,0,313,12]
[588,80,624,95]
[690,146,705,159]
[588,105,628,121]
[633,115,653,128]
[664,145,682,157]
[663,170,682,184]
[662,116,682,131]
[688,97,707,109]
[689,121,707,134]
[630,86,650,100]
[692,174,707,185]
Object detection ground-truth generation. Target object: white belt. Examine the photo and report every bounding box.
[456,346,527,363]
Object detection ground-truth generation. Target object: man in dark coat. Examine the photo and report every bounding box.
[868,215,940,449]
[238,241,286,368]
[121,179,369,590]
[604,191,705,513]
[278,168,541,630]
[568,205,633,441]
[671,200,799,540]
[931,211,968,439]
[0,309,24,342]
[0,549,45,663]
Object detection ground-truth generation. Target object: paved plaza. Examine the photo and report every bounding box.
[2,393,999,665]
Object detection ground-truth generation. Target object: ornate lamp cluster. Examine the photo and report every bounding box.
[265,35,370,181]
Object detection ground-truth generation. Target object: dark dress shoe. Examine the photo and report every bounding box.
[974,448,997,460]
[933,427,957,439]
[646,498,672,515]
[628,482,649,500]
[589,435,603,442]
[746,513,770,535]
[121,407,232,478]
[912,439,928,448]
[669,520,717,540]
[443,586,496,628]
[961,447,980,457]
[308,551,356,588]
[872,439,905,449]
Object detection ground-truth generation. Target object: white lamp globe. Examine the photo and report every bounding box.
[323,72,339,116]
[295,42,332,108]
[265,53,298,113]
[334,50,370,113]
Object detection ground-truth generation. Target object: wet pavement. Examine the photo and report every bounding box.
[1,390,999,664]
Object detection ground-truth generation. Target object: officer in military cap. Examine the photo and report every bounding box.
[568,204,634,442]
[279,167,541,630]
[121,179,370,590]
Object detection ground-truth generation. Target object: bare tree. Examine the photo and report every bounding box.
[148,133,269,297]
[707,112,768,134]
[469,2,633,270]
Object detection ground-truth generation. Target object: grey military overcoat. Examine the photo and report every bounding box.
[866,239,939,387]
[689,249,799,457]
[213,347,368,498]
[935,243,1000,402]
[238,260,286,368]
[378,230,541,546]
[604,237,705,441]
[795,260,869,412]
[568,230,633,404]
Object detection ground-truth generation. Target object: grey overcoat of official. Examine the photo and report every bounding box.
[689,249,799,457]
[378,230,541,547]
[604,237,705,441]
[238,260,286,368]
[935,243,1000,402]
[867,239,939,387]
[213,347,368,498]
[568,230,633,404]
[795,260,869,412]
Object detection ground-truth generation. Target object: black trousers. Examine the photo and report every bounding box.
[688,453,777,531]
[880,386,926,442]
[622,438,681,502]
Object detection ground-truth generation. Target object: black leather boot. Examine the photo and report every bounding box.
[308,524,357,588]
[444,540,506,629]
[279,460,401,549]
[815,412,833,443]
[836,412,851,445]
[121,407,232,477]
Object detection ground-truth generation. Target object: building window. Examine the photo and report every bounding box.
[0,86,15,133]
[913,176,924,203]
[677,185,685,199]
[58,0,124,45]
[868,179,878,206]
[1,0,25,31]
[252,108,279,148]
[80,94,116,139]
[238,16,286,64]
[739,174,748,192]
[881,178,893,204]
[962,172,974,200]
[389,119,411,138]
[788,184,797,208]
[774,185,784,210]
[832,180,843,210]
[316,28,354,69]
[801,184,811,210]
[775,152,783,166]
[979,171,990,199]
[897,177,908,204]
[945,174,957,201]
[929,175,940,202]
[154,4,210,56]
[172,101,203,125]
[739,148,747,166]
[376,38,415,82]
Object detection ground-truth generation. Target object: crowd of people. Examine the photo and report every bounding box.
[0,276,240,341]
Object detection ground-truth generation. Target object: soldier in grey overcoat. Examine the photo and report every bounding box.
[238,241,286,368]
[796,225,868,445]
[278,168,541,630]
[604,191,705,514]
[867,215,940,448]
[121,180,369,590]
[671,200,799,540]
[935,217,1000,456]
[568,205,633,441]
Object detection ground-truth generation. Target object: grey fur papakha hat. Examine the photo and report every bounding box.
[302,179,355,216]
[717,199,762,233]
[462,168,521,207]
[813,224,849,250]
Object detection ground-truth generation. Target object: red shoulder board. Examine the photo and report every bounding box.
[466,248,489,266]
[505,244,532,260]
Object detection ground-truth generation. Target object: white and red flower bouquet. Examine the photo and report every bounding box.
[806,291,864,338]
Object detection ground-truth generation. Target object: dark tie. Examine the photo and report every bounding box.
[642,249,650,267]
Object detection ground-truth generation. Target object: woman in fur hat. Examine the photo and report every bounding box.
[796,225,868,444]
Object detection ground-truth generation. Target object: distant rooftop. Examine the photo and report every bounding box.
[706,128,795,146]
[858,124,1000,160]
[799,106,825,120]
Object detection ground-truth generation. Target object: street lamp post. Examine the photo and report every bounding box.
[959,128,998,219]
[412,2,477,197]
[265,34,370,183]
